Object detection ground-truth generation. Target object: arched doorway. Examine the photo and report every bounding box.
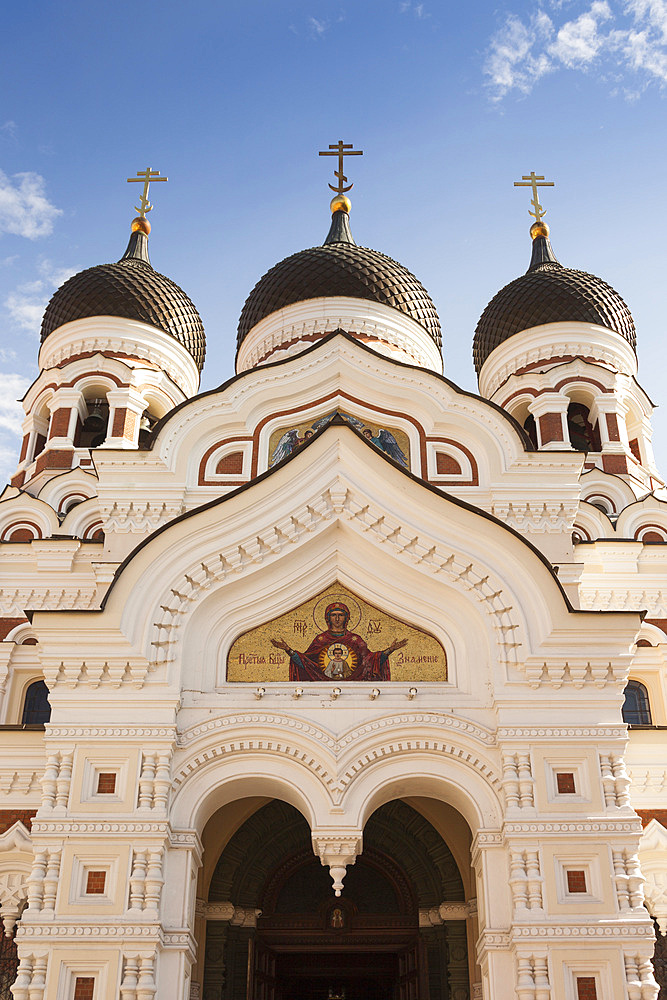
[202,800,470,1000]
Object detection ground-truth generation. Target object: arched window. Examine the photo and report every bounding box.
[21,680,51,725]
[622,680,652,725]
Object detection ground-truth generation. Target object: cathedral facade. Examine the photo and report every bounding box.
[0,166,665,1000]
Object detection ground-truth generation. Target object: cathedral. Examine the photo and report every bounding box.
[0,153,665,1000]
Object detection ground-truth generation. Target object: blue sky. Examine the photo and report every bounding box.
[2,0,667,480]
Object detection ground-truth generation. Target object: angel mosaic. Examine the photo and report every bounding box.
[269,410,409,469]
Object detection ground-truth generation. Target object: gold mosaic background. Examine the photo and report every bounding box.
[227,582,447,683]
[268,411,411,470]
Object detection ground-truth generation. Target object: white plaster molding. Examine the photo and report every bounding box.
[236,297,443,374]
[37,317,200,397]
[638,819,667,932]
[479,323,638,399]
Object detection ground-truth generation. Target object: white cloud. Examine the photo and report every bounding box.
[484,10,555,97]
[549,0,612,65]
[485,0,667,98]
[0,170,62,240]
[0,374,29,437]
[4,259,75,337]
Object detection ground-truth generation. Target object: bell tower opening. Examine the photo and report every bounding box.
[201,799,471,1000]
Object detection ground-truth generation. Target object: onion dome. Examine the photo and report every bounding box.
[237,195,441,354]
[40,217,206,371]
[473,221,635,374]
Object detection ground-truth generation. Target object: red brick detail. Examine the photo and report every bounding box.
[74,977,95,1000]
[90,529,105,542]
[637,810,667,828]
[642,531,664,543]
[436,452,462,475]
[48,408,71,440]
[539,412,564,444]
[0,810,36,834]
[5,528,33,542]
[85,870,106,894]
[629,437,642,463]
[10,471,26,488]
[34,449,73,474]
[637,639,653,647]
[1,521,42,542]
[577,977,597,1000]
[19,435,29,463]
[111,408,137,440]
[556,772,576,794]
[0,618,27,639]
[567,869,587,893]
[602,453,628,475]
[96,772,116,794]
[605,412,621,442]
[216,451,244,475]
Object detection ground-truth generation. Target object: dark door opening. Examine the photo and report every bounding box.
[276,950,399,1000]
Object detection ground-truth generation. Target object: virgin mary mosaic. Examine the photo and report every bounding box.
[226,584,447,683]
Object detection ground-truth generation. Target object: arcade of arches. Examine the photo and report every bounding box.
[199,799,473,1000]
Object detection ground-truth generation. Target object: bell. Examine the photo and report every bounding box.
[139,414,153,433]
[84,400,106,432]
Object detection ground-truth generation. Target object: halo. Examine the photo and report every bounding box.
[313,592,362,632]
[326,643,350,660]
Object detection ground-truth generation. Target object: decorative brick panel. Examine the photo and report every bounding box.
[556,771,576,794]
[48,407,72,440]
[566,869,587,893]
[0,618,28,639]
[85,870,106,894]
[629,437,642,462]
[96,772,116,794]
[605,412,621,442]
[637,810,667,829]
[435,452,462,475]
[19,434,29,462]
[10,471,26,488]
[0,810,36,834]
[602,453,628,475]
[35,449,73,474]
[74,977,95,1000]
[539,412,564,444]
[576,977,597,1000]
[111,408,137,441]
[216,451,244,475]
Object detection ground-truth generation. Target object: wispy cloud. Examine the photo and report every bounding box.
[0,170,62,240]
[400,2,429,17]
[485,0,667,99]
[4,259,75,337]
[0,121,18,144]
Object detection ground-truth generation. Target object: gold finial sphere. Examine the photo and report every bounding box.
[530,220,549,240]
[131,216,151,235]
[330,194,351,214]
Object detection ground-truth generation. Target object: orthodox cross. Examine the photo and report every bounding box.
[513,171,554,223]
[319,140,363,193]
[127,167,168,218]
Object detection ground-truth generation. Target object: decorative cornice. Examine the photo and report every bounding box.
[503,820,642,836]
[45,726,176,739]
[498,726,627,739]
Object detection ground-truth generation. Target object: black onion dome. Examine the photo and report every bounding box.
[473,233,635,374]
[40,229,206,371]
[237,209,441,350]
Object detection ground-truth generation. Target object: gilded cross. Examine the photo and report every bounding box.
[127,167,168,218]
[319,140,363,194]
[513,171,554,223]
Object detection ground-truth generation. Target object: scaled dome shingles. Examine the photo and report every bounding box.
[473,261,636,374]
[40,259,206,372]
[237,243,442,350]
